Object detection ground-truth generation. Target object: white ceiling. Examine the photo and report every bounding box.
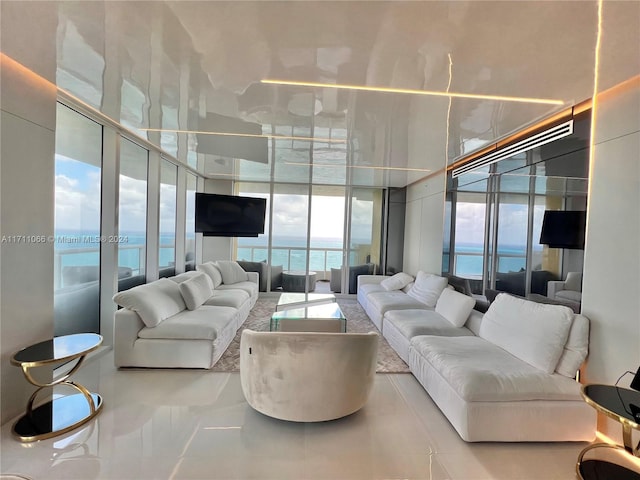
[12,1,640,187]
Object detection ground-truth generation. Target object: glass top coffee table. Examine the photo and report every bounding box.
[270,302,346,333]
[276,292,336,311]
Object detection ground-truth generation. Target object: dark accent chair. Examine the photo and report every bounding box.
[237,260,283,292]
[330,263,375,294]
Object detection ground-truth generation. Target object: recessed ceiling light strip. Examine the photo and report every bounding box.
[451,120,574,178]
[283,162,430,173]
[138,128,346,144]
[261,79,565,106]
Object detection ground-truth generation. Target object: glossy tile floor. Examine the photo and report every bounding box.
[1,350,587,480]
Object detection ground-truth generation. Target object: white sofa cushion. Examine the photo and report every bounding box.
[409,335,583,401]
[435,288,475,327]
[479,293,573,374]
[380,272,414,291]
[406,271,448,307]
[113,278,186,328]
[217,281,258,298]
[203,289,249,308]
[555,314,590,377]
[170,271,201,284]
[196,262,223,287]
[556,290,582,302]
[368,291,432,316]
[179,272,214,310]
[137,306,237,340]
[359,283,385,297]
[384,309,475,338]
[216,260,249,284]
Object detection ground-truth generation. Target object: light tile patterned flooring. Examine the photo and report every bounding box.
[0,348,589,480]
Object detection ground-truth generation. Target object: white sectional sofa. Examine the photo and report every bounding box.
[357,272,596,442]
[113,261,258,369]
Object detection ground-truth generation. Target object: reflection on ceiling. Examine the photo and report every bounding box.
[6,1,638,187]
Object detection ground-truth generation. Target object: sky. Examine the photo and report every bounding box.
[55,154,177,235]
[455,202,545,246]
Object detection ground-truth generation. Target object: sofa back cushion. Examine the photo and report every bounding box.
[479,293,573,374]
[555,314,590,377]
[179,272,214,310]
[196,262,223,287]
[216,260,249,284]
[435,288,476,327]
[406,272,448,307]
[113,278,186,328]
[380,272,414,291]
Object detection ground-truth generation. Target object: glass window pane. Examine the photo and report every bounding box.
[272,184,309,280]
[185,173,197,271]
[159,159,177,275]
[453,195,486,279]
[54,103,102,335]
[119,138,148,290]
[310,186,345,281]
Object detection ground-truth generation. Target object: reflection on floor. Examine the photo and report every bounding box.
[0,350,588,479]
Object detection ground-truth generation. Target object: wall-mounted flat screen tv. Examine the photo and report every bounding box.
[539,210,586,249]
[195,193,266,237]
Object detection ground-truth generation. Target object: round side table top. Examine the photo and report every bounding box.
[581,384,640,429]
[11,333,103,367]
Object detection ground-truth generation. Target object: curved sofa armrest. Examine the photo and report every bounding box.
[547,280,566,299]
[357,274,390,289]
[114,308,145,367]
[246,271,259,286]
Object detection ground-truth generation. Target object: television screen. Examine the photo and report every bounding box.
[539,210,586,249]
[195,193,266,237]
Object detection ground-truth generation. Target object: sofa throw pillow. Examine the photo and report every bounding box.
[380,272,414,291]
[112,278,186,328]
[406,271,448,307]
[435,288,475,327]
[479,293,573,374]
[196,262,223,287]
[179,272,214,310]
[216,260,248,284]
[555,314,589,377]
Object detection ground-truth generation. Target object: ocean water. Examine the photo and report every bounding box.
[238,236,365,271]
[54,230,190,273]
[448,243,542,276]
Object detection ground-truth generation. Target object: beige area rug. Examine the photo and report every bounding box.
[211,298,410,373]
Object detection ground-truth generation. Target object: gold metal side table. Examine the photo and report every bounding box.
[577,384,640,480]
[11,333,103,442]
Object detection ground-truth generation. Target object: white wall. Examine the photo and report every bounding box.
[201,179,233,261]
[403,172,447,275]
[0,3,58,425]
[582,78,640,384]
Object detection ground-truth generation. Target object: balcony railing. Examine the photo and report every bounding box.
[237,245,360,278]
[54,244,175,288]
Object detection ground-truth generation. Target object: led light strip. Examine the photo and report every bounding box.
[138,128,346,144]
[283,162,431,173]
[261,79,565,106]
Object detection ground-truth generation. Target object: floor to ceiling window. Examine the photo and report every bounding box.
[54,103,103,336]
[234,182,383,293]
[185,173,197,271]
[159,158,177,277]
[118,138,149,290]
[444,114,590,304]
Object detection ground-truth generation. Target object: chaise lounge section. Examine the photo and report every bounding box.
[357,272,596,442]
